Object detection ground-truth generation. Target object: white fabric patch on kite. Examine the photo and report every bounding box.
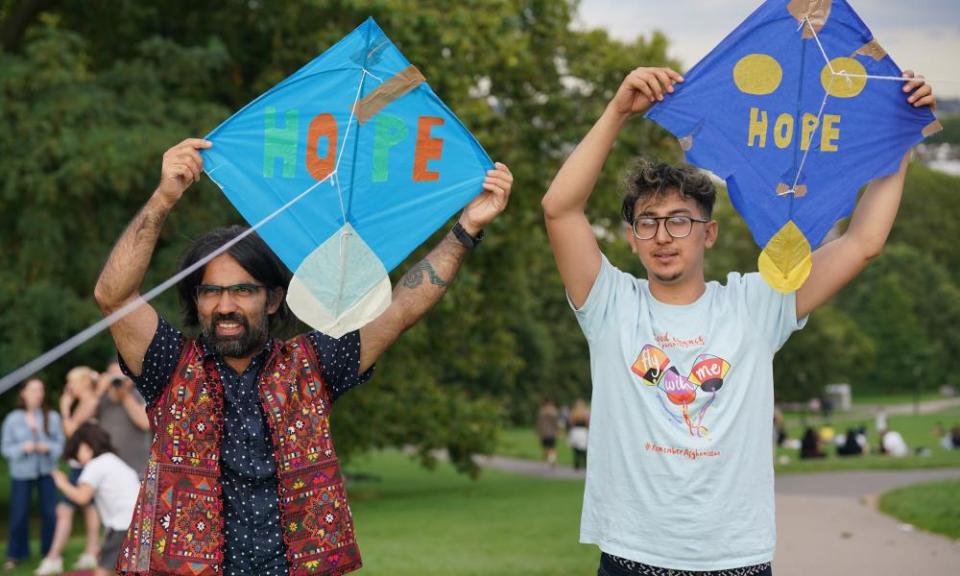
[287,223,391,337]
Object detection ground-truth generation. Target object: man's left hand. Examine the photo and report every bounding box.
[459,162,513,235]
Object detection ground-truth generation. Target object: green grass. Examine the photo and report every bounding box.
[496,427,576,467]
[349,451,596,575]
[774,406,960,473]
[496,407,960,474]
[879,479,960,540]
[1,451,598,576]
[850,391,947,407]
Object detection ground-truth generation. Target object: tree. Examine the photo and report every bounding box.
[0,1,678,474]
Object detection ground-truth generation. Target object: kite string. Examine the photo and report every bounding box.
[0,172,332,395]
[805,16,960,84]
[0,66,378,395]
[792,14,959,192]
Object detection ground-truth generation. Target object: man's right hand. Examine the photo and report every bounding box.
[155,138,213,205]
[607,67,684,119]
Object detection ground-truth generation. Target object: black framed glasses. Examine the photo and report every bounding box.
[195,283,265,301]
[632,215,709,240]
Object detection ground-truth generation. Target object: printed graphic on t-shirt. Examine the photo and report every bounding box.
[632,344,731,438]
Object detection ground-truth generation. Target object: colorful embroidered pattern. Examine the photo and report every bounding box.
[262,339,361,575]
[119,337,361,575]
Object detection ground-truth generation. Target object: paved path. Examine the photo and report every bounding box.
[478,456,960,575]
[774,468,960,576]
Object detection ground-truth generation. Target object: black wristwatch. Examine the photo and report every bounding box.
[452,221,485,249]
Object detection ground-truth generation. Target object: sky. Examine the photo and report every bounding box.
[577,0,960,98]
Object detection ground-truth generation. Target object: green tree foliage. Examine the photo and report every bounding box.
[0,0,676,474]
[925,114,960,145]
[3,1,957,470]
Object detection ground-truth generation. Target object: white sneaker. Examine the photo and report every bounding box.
[33,557,62,576]
[72,552,98,571]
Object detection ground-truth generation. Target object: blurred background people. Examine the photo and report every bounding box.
[37,366,101,575]
[536,398,560,465]
[1,379,63,571]
[836,427,864,457]
[96,359,149,474]
[568,399,590,470]
[800,427,826,460]
[879,428,909,457]
[52,423,140,576]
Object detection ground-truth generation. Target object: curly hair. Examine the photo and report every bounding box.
[621,159,717,225]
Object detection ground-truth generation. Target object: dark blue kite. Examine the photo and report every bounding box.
[647,0,941,291]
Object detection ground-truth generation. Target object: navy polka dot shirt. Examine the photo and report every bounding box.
[120,316,373,575]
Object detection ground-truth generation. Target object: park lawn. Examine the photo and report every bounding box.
[349,450,595,575]
[0,451,598,576]
[497,427,576,467]
[879,479,960,540]
[497,407,960,474]
[775,405,960,473]
[850,390,946,407]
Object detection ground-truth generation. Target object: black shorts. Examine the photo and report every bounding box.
[540,437,556,449]
[598,553,772,576]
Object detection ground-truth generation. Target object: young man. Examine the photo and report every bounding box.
[95,138,512,575]
[541,67,934,574]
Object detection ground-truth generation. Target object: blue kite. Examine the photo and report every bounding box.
[647,0,941,292]
[202,18,492,335]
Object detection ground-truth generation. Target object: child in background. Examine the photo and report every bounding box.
[51,422,140,576]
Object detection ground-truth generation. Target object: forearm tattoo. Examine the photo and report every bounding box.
[400,259,449,289]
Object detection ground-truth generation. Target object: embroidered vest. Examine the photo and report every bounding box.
[118,336,361,575]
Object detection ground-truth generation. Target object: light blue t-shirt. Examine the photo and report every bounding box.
[572,255,806,571]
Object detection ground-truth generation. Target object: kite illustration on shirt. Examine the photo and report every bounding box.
[632,345,731,438]
[646,0,941,292]
[201,18,493,336]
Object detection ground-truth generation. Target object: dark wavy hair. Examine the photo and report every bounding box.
[64,422,115,460]
[621,159,717,225]
[176,225,293,332]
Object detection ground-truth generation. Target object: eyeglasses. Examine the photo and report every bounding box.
[195,283,265,301]
[632,215,709,240]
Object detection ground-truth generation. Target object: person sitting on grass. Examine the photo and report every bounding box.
[800,427,826,460]
[50,422,140,576]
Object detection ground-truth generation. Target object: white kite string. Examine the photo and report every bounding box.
[0,69,374,395]
[785,16,947,194]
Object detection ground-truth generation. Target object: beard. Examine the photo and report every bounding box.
[652,270,684,284]
[201,311,270,358]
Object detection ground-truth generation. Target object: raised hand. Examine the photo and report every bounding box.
[460,162,513,234]
[902,70,935,110]
[608,67,685,118]
[156,138,213,205]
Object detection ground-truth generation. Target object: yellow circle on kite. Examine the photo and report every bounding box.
[757,220,813,293]
[733,54,783,95]
[820,57,868,98]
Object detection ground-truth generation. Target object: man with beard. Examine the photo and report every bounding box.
[94,138,512,575]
